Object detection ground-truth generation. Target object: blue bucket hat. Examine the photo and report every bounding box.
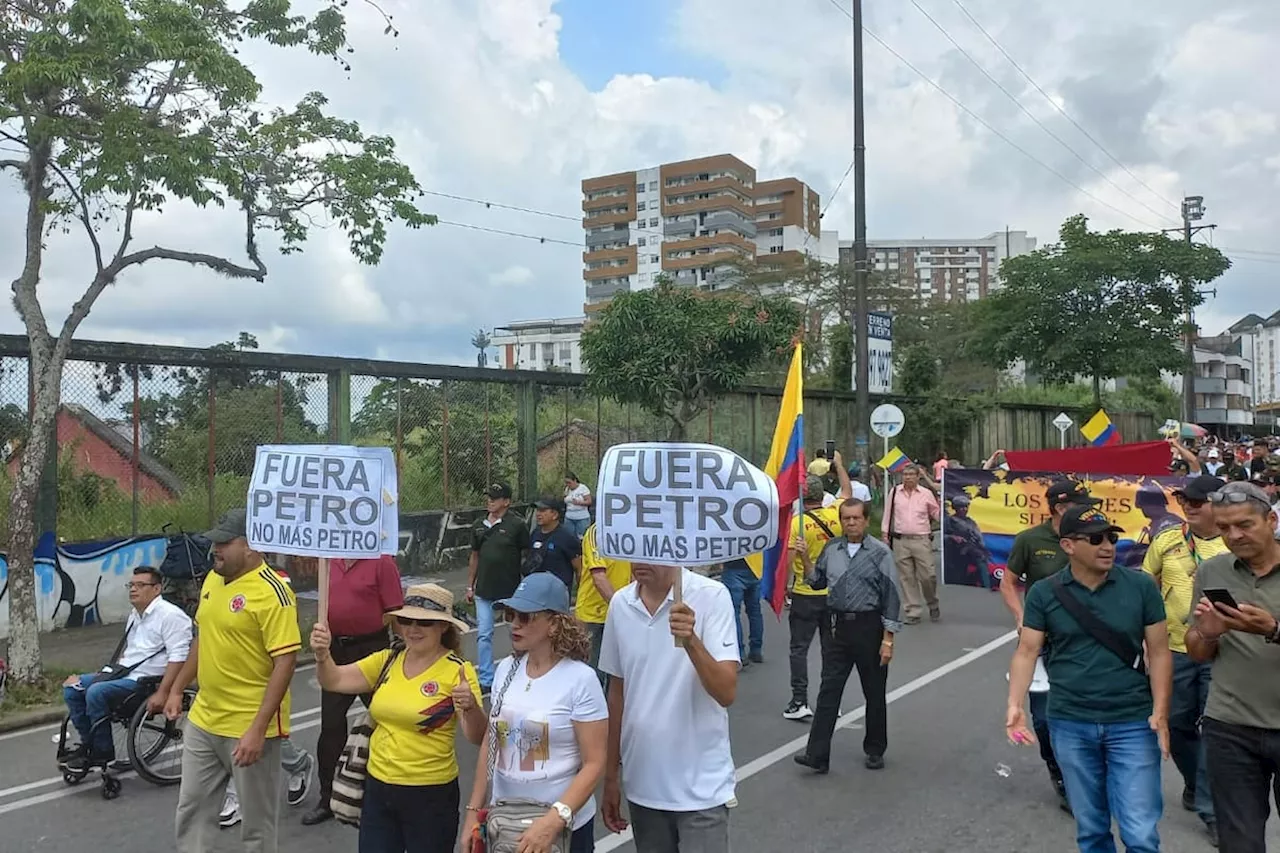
[498,572,571,615]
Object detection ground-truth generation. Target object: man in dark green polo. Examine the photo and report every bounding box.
[999,478,1100,812]
[466,481,530,692]
[1187,481,1280,852]
[1007,505,1171,853]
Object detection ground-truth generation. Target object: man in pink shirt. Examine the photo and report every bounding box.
[302,554,404,826]
[886,464,941,624]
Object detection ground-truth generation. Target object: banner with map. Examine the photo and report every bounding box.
[940,468,1190,589]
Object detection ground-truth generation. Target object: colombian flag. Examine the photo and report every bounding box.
[749,344,804,617]
[1081,409,1120,447]
[877,446,911,473]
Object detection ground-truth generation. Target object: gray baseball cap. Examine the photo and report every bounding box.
[204,508,247,544]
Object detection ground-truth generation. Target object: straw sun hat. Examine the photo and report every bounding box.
[386,583,469,632]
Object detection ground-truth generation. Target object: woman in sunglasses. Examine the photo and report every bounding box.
[312,583,485,853]
[462,573,608,853]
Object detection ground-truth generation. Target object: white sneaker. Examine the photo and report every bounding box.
[219,793,241,828]
[287,754,314,807]
[782,701,813,721]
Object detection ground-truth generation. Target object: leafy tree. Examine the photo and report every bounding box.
[1,1,431,683]
[581,279,803,439]
[968,215,1230,408]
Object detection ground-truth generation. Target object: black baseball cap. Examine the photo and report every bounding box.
[204,508,247,544]
[535,495,566,515]
[1059,505,1124,538]
[485,481,513,500]
[1046,479,1100,508]
[951,494,972,507]
[1173,474,1226,502]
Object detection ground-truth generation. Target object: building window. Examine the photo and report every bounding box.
[636,182,644,193]
[769,245,783,254]
[649,217,659,227]
[638,237,646,247]
[648,181,658,191]
[769,228,783,237]
[637,201,646,211]
[650,255,659,263]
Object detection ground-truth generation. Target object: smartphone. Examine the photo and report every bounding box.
[1204,588,1240,610]
[824,439,836,459]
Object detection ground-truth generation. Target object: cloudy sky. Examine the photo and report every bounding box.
[3,0,1278,366]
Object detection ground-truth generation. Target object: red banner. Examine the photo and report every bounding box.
[1004,440,1171,477]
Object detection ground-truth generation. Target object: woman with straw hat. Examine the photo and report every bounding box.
[311,583,486,853]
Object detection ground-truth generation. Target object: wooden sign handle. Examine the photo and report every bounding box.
[673,568,686,648]
[317,558,330,626]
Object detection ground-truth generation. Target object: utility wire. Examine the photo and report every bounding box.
[435,219,582,247]
[907,0,1174,225]
[425,188,673,243]
[948,0,1181,213]
[822,0,1168,232]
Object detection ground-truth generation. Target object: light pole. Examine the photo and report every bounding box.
[1180,195,1204,424]
[851,0,870,472]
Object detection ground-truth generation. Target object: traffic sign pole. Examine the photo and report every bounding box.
[1052,412,1074,450]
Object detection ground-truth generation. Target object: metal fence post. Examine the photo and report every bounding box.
[442,380,451,508]
[207,372,216,526]
[515,380,539,501]
[328,369,352,444]
[131,365,140,536]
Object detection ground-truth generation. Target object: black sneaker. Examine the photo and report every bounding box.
[793,753,829,774]
[782,700,813,721]
[301,806,333,827]
[1182,786,1196,811]
[865,755,885,770]
[748,651,764,664]
[1205,822,1218,848]
[1052,774,1072,815]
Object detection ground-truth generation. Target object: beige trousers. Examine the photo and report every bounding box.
[893,536,938,620]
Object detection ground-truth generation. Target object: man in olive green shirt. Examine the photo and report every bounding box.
[999,479,1099,812]
[1186,481,1280,853]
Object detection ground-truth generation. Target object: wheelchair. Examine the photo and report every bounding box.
[55,675,197,799]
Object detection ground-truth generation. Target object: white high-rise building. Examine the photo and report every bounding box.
[838,230,1037,303]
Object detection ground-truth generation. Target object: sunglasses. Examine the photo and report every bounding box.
[1176,495,1207,509]
[1068,531,1119,546]
[509,610,547,626]
[1207,491,1273,511]
[394,616,437,628]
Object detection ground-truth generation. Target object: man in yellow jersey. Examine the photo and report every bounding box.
[578,521,633,686]
[167,508,302,853]
[784,463,851,721]
[1142,474,1227,847]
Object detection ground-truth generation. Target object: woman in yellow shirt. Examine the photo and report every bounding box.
[311,583,485,853]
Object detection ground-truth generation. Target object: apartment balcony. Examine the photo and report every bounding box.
[704,269,740,289]
[672,271,697,287]
[703,210,757,238]
[581,209,632,228]
[585,279,631,300]
[664,218,696,238]
[1194,377,1227,394]
[583,193,629,213]
[586,227,627,248]
[582,246,635,264]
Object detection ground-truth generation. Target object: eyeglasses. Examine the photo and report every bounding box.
[1176,495,1207,509]
[509,611,545,626]
[124,581,158,590]
[1208,491,1273,511]
[394,616,436,628]
[1068,531,1119,546]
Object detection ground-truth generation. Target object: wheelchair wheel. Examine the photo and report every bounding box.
[127,688,194,786]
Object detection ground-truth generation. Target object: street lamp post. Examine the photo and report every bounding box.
[1180,195,1204,424]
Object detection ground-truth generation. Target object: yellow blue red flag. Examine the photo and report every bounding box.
[748,344,804,616]
[877,446,911,473]
[1081,409,1120,447]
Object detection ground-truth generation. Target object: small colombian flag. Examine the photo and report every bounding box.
[1080,409,1120,447]
[877,446,911,473]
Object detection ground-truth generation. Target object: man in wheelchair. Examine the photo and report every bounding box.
[60,565,193,772]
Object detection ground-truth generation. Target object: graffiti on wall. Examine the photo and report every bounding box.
[0,534,168,639]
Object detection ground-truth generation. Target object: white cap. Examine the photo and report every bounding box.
[1207,448,1220,459]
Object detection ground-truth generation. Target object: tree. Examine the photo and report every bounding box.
[969,215,1230,408]
[581,279,802,439]
[2,1,432,683]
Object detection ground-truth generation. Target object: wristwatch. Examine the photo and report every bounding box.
[552,801,573,827]
[1265,619,1280,645]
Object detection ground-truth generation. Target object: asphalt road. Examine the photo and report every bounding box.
[1,586,1275,852]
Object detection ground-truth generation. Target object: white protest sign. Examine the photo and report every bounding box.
[595,442,780,565]
[247,445,398,559]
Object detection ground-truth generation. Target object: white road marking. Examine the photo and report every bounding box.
[0,662,318,744]
[595,630,1017,852]
[0,702,331,804]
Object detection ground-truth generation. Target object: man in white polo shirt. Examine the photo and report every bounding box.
[599,562,739,853]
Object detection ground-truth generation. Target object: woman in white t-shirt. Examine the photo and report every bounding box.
[462,573,608,853]
[563,472,593,538]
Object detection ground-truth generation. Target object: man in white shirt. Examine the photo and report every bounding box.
[599,564,739,853]
[61,565,192,770]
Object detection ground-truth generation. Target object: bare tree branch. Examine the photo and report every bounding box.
[0,158,24,171]
[45,157,104,272]
[112,245,268,281]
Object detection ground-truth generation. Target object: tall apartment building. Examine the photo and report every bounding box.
[1229,310,1280,406]
[1187,332,1256,433]
[837,230,1037,303]
[581,154,823,309]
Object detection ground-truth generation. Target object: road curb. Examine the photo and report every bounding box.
[0,649,320,736]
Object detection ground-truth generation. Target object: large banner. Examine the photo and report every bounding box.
[941,468,1190,589]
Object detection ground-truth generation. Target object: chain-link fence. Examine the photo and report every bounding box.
[0,335,1157,545]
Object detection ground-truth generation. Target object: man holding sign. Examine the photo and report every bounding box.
[596,442,776,853]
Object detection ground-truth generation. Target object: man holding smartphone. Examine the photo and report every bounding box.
[1141,473,1227,845]
[1186,481,1280,853]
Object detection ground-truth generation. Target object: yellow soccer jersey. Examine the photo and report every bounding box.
[792,506,842,596]
[576,524,633,624]
[1142,525,1229,653]
[189,563,301,738]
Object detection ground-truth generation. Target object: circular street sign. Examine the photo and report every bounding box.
[870,404,906,438]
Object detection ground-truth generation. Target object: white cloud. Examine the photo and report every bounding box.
[2,0,1278,364]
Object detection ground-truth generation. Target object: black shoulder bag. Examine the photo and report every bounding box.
[1050,575,1146,675]
[885,485,899,544]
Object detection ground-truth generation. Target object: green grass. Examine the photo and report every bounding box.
[0,665,79,717]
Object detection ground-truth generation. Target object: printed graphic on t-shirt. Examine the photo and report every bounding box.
[498,716,551,771]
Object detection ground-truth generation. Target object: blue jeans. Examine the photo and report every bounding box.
[475,597,497,689]
[1170,651,1214,826]
[1049,719,1163,853]
[720,564,762,657]
[63,673,139,757]
[565,516,590,537]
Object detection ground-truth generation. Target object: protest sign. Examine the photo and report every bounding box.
[247,445,399,560]
[595,442,780,565]
[940,467,1186,589]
